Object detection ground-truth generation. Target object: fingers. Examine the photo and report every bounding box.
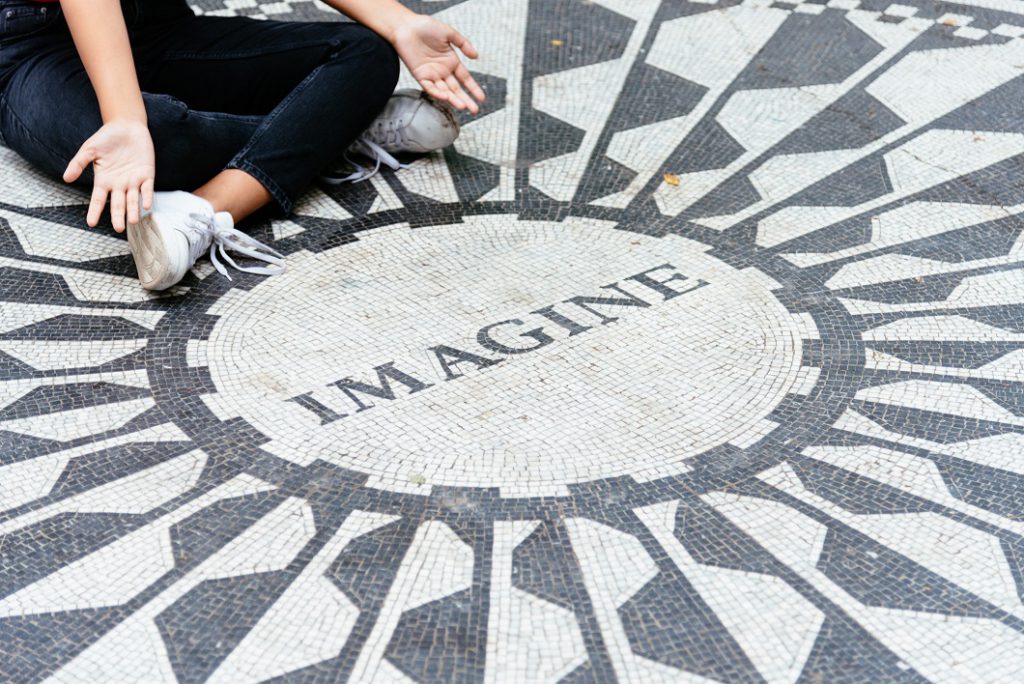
[427,79,465,111]
[66,124,156,230]
[110,187,127,233]
[126,185,140,225]
[455,62,486,106]
[449,29,479,60]
[93,178,150,232]
[419,78,451,105]
[446,27,485,110]
[425,75,473,113]
[141,177,154,212]
[436,77,468,112]
[445,74,478,114]
[63,144,97,184]
[87,185,109,228]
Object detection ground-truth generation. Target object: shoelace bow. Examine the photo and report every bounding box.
[326,118,410,184]
[187,212,286,280]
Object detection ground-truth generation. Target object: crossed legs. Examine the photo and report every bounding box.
[0,16,399,223]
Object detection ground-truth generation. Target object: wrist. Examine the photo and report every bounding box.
[104,116,148,128]
[101,103,147,128]
[380,7,420,45]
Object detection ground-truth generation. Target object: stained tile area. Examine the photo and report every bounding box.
[2,0,1024,681]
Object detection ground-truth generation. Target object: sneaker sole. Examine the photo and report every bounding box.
[127,214,181,291]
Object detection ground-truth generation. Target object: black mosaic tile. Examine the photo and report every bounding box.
[1,0,1023,680]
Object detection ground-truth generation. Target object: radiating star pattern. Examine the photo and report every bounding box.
[2,0,1023,681]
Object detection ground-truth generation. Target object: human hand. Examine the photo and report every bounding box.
[63,119,156,232]
[391,14,485,114]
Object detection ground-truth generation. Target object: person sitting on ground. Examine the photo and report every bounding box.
[0,0,485,289]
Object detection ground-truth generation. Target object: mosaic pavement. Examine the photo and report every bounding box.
[2,0,1024,681]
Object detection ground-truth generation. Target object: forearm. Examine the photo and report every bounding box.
[317,0,417,43]
[60,0,146,124]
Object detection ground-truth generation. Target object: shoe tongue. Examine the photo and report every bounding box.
[213,211,235,232]
[366,95,419,144]
[159,190,215,218]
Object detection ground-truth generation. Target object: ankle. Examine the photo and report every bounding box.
[193,187,236,219]
[194,169,273,222]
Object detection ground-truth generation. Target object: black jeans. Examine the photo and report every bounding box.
[0,0,399,214]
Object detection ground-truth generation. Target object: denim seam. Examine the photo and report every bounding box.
[227,158,292,215]
[186,109,265,125]
[146,92,265,126]
[0,5,62,50]
[227,57,327,179]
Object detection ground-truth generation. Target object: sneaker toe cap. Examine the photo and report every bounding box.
[405,102,460,153]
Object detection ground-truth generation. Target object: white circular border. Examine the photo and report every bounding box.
[196,215,820,496]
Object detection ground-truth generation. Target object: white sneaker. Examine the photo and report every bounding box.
[126,191,286,291]
[321,89,460,184]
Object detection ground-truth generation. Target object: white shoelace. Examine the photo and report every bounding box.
[324,140,407,184]
[187,212,286,280]
[323,115,411,184]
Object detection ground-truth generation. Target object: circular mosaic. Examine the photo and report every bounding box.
[3,0,1024,682]
[190,216,816,493]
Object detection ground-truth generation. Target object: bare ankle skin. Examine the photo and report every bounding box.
[193,169,273,223]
